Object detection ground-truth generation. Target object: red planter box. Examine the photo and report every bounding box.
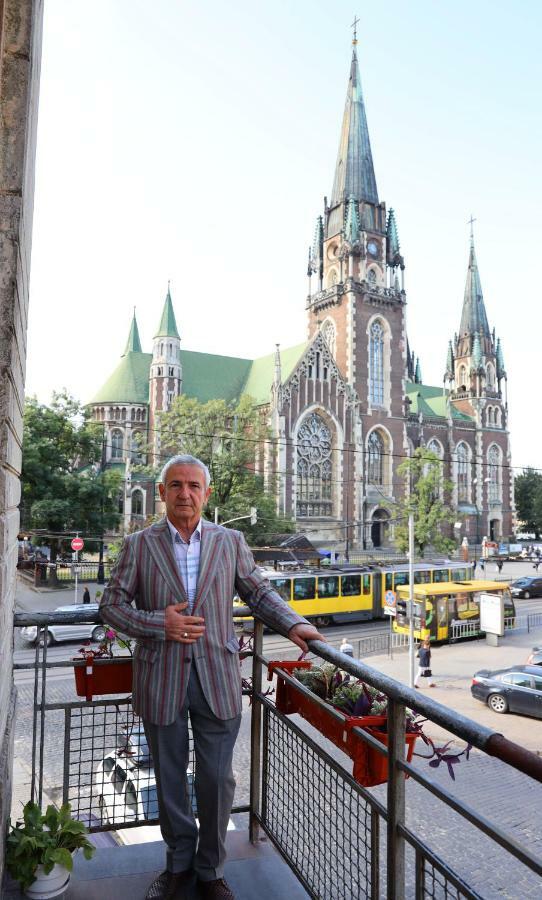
[73,656,133,701]
[268,660,417,787]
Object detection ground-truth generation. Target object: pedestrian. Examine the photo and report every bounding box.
[534,560,540,572]
[479,559,485,574]
[101,454,323,900]
[496,560,503,574]
[339,637,354,657]
[414,638,435,688]
[82,585,91,604]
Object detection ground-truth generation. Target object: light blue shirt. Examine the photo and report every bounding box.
[167,518,202,613]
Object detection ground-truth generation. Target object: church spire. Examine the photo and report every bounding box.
[459,234,490,339]
[122,309,142,356]
[330,44,378,207]
[154,283,180,339]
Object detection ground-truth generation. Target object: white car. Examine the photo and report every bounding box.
[21,604,105,646]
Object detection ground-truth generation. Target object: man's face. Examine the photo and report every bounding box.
[159,464,211,528]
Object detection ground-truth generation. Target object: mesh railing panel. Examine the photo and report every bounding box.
[262,706,376,900]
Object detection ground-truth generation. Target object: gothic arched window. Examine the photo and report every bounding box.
[369,320,385,406]
[322,320,336,359]
[427,438,443,459]
[488,445,500,504]
[486,363,495,389]
[296,413,333,517]
[131,430,143,463]
[368,430,384,486]
[459,365,467,387]
[111,429,123,460]
[131,489,143,517]
[456,442,469,502]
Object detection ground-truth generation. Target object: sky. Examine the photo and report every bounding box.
[26,0,542,470]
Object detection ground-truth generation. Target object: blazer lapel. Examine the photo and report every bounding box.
[193,522,223,614]
[144,520,187,602]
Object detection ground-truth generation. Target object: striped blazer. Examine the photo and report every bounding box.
[100,519,308,725]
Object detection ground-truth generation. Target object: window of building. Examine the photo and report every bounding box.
[488,445,500,504]
[111,429,123,460]
[369,320,384,406]
[321,320,336,358]
[427,438,443,458]
[296,413,333,517]
[131,490,143,517]
[457,442,469,502]
[367,430,384,485]
[486,363,495,389]
[459,365,467,387]
[131,431,143,463]
[169,367,174,377]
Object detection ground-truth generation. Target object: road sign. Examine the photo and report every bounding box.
[71,537,84,552]
[384,589,397,617]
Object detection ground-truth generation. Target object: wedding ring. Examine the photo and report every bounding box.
[183,632,189,638]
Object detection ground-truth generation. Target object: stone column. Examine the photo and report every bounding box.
[0,0,43,879]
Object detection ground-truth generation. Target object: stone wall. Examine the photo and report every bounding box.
[0,0,43,880]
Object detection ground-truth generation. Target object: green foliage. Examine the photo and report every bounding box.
[21,392,122,558]
[6,801,95,891]
[149,394,295,543]
[392,448,456,558]
[514,469,542,539]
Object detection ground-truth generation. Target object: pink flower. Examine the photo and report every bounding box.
[105,629,116,640]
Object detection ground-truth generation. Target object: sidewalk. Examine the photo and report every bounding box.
[363,625,542,749]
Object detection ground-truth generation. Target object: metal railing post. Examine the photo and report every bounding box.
[249,618,264,843]
[386,697,406,900]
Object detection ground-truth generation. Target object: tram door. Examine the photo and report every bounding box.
[372,573,382,618]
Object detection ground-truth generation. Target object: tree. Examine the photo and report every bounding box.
[391,448,456,558]
[21,393,122,560]
[148,394,295,544]
[514,469,542,538]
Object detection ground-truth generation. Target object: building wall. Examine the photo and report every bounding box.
[0,0,43,878]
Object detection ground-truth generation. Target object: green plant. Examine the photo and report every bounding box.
[6,801,95,891]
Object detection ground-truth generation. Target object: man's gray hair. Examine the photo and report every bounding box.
[160,455,211,489]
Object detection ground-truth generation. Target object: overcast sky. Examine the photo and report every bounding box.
[26,0,542,471]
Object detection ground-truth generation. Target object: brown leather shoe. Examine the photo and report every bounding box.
[198,877,235,899]
[146,869,194,900]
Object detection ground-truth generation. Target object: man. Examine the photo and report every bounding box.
[101,454,323,900]
[82,585,91,604]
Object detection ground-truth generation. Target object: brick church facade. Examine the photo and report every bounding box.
[88,41,513,552]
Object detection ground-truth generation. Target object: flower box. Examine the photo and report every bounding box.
[73,655,133,701]
[268,660,417,787]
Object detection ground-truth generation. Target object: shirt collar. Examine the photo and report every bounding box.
[166,518,202,545]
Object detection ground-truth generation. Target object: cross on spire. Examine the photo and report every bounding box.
[467,214,476,241]
[351,15,360,44]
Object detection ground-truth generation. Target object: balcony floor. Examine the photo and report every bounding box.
[3,831,310,899]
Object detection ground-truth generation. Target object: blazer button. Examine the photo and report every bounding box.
[184,658,191,665]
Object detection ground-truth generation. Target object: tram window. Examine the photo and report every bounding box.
[433,569,449,583]
[385,574,393,591]
[272,578,291,603]
[455,568,467,581]
[414,571,431,584]
[363,574,371,595]
[394,571,409,587]
[341,575,361,597]
[293,578,316,601]
[318,576,339,598]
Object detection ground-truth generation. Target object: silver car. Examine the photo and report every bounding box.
[21,604,106,646]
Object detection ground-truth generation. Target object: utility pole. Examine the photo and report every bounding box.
[97,428,107,585]
[408,512,415,689]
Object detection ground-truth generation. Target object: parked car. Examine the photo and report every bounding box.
[526,647,542,666]
[510,577,542,600]
[471,665,542,717]
[21,604,105,646]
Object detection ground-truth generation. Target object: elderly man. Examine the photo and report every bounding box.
[101,454,323,900]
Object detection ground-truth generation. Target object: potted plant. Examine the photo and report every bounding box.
[269,661,470,786]
[6,801,95,898]
[73,628,133,700]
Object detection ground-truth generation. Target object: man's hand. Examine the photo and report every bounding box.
[287,623,326,654]
[164,602,205,643]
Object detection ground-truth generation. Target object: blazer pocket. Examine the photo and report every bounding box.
[134,645,159,664]
[225,636,241,653]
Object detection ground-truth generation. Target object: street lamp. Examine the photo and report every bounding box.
[472,477,490,569]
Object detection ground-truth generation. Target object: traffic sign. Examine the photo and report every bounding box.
[384,589,397,617]
[71,537,84,552]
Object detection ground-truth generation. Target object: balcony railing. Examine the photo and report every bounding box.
[11,607,542,899]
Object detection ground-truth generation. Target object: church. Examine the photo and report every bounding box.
[88,40,513,552]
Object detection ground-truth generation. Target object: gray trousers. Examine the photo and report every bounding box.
[143,666,241,880]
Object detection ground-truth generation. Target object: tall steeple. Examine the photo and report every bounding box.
[330,45,378,207]
[459,235,490,340]
[154,282,180,340]
[122,310,142,356]
[149,284,182,462]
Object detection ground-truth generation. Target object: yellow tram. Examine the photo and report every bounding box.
[235,560,474,627]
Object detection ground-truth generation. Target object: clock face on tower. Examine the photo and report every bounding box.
[367,240,378,257]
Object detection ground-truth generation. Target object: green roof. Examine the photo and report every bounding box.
[180,350,252,403]
[155,289,180,339]
[243,342,308,404]
[90,351,152,404]
[405,382,473,422]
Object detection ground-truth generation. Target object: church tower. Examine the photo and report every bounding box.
[149,285,182,462]
[307,35,407,417]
